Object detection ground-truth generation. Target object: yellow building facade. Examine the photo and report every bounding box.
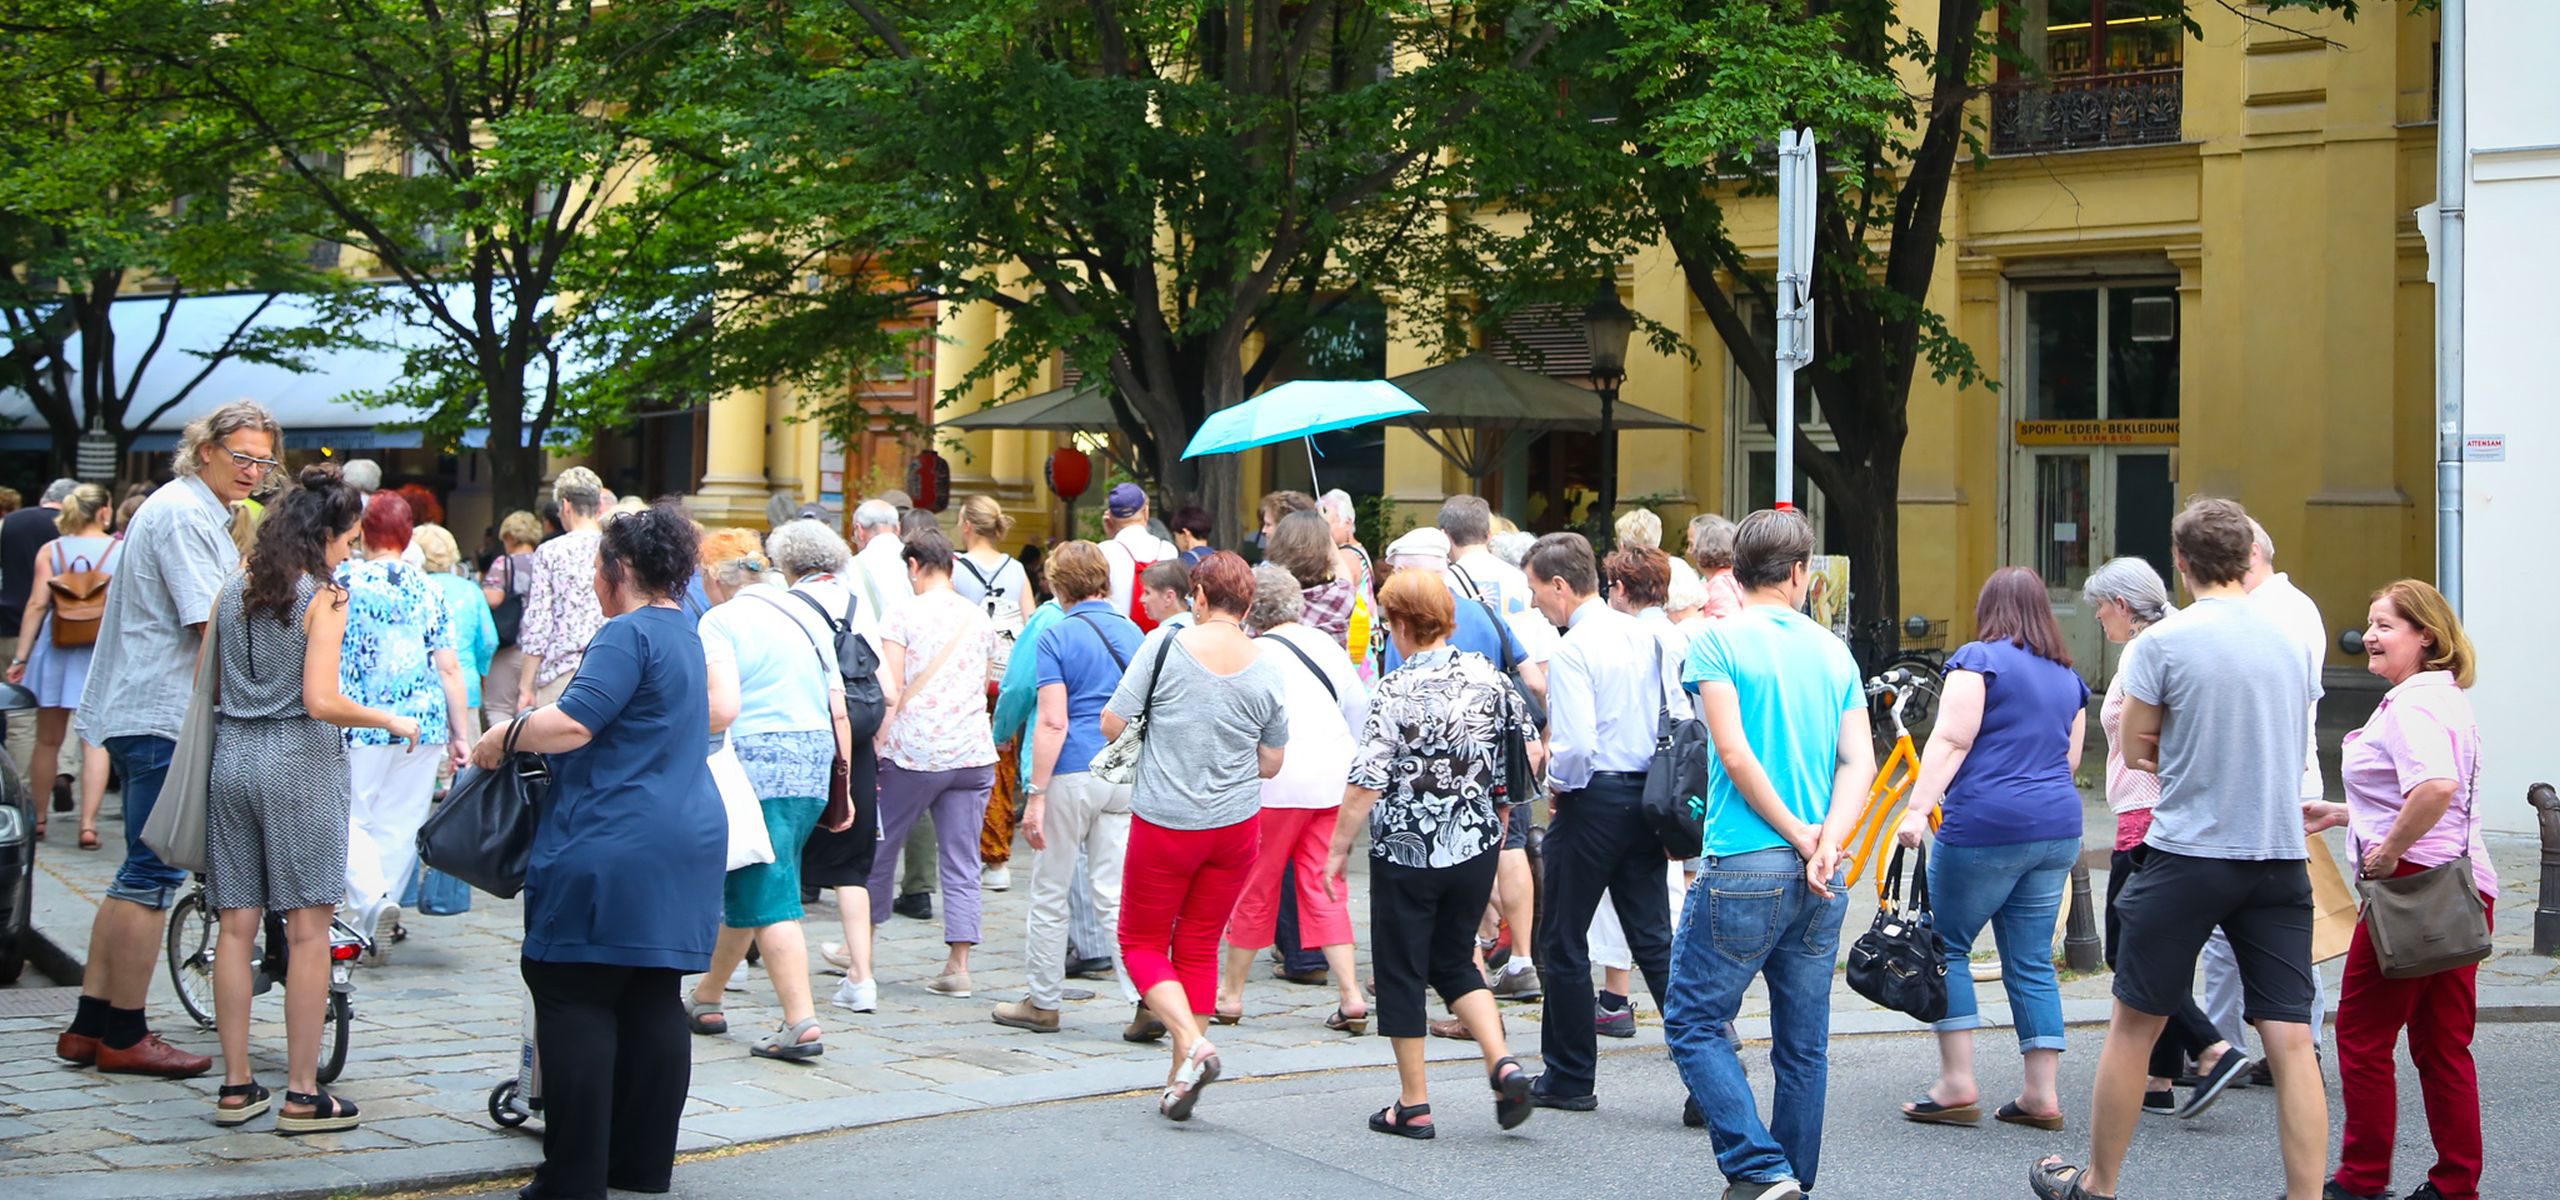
[705,1,2441,681]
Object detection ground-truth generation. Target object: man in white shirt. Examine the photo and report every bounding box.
[849,498,914,630]
[1523,532,1684,1114]
[1099,483,1179,625]
[2200,519,2333,1066]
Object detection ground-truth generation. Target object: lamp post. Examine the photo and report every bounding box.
[1582,282,1635,547]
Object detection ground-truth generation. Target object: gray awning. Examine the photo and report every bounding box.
[1385,354,1698,479]
[940,384,1119,432]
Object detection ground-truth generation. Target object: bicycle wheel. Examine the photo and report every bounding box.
[164,889,220,1031]
[318,989,351,1084]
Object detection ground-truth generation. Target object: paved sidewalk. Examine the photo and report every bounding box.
[4,795,2554,1200]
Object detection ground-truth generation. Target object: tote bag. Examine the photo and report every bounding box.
[711,736,776,871]
[416,716,548,898]
[141,609,221,874]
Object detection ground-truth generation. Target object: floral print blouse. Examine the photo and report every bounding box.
[335,557,453,747]
[1348,647,1528,868]
[519,528,603,687]
[880,589,998,773]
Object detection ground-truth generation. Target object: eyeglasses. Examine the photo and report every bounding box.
[223,447,282,474]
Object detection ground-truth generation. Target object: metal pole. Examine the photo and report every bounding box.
[2531,783,2560,956]
[2063,861,2104,973]
[1774,129,1817,512]
[2436,0,2466,613]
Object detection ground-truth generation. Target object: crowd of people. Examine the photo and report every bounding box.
[10,401,2502,1200]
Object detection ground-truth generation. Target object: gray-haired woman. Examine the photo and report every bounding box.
[2083,556,2241,1114]
[1685,513,1744,619]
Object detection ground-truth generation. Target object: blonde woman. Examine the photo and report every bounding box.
[7,482,119,849]
[480,509,543,725]
[1614,507,1703,602]
[951,495,1032,890]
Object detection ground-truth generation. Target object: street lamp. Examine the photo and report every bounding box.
[1582,280,1635,547]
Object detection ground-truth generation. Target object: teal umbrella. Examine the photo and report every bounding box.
[1179,379,1425,459]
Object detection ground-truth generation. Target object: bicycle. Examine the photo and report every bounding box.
[164,879,370,1084]
[1842,666,1942,892]
[1852,616,1949,755]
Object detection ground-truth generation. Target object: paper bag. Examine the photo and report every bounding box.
[2308,835,2359,964]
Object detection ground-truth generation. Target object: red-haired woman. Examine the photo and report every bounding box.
[1100,550,1290,1122]
[335,491,472,956]
[1892,566,2090,1132]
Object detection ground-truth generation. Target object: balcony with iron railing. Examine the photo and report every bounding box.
[1990,68,2184,156]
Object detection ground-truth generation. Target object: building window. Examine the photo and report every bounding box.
[1726,303,1835,537]
[2017,281,2180,422]
[1993,0,2185,155]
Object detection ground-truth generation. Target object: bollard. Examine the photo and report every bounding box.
[2064,860,2104,973]
[2532,783,2560,957]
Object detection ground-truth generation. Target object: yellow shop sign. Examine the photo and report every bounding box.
[2014,419,2179,446]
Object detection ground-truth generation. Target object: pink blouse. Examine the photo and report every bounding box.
[2340,670,2496,899]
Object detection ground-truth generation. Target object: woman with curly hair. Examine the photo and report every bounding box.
[204,464,419,1134]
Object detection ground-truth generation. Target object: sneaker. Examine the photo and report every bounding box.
[1595,1006,1636,1039]
[992,998,1060,1033]
[982,864,1011,892]
[1123,1004,1168,1043]
[1682,1094,1705,1128]
[831,978,878,1013]
[2176,1050,2252,1119]
[1489,964,1543,1002]
[2321,1183,2389,1200]
[2406,1183,2444,1200]
[1723,1182,1802,1200]
[820,942,855,973]
[1066,955,1116,980]
[367,904,401,965]
[925,970,974,998]
[2142,1088,2176,1115]
[1527,1074,1597,1111]
[892,892,935,921]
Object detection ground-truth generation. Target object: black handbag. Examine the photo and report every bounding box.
[1640,640,1712,859]
[1845,844,1950,1022]
[416,716,548,899]
[490,555,524,646]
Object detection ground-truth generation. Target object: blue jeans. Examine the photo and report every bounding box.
[1665,846,1848,1190]
[104,735,189,910]
[1926,836,2079,1051]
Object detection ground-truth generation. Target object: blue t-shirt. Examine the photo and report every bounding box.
[524,605,724,971]
[1035,600,1144,775]
[1380,580,1523,674]
[1936,638,2090,847]
[698,584,839,740]
[1683,605,1863,857]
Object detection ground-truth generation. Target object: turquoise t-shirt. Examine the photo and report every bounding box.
[1682,604,1863,856]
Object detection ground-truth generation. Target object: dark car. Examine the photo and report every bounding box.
[0,681,39,983]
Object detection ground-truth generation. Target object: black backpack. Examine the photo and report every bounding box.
[789,589,887,741]
[1640,638,1712,858]
[491,555,525,646]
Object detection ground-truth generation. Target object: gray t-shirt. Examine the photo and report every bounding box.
[1106,627,1289,830]
[2120,595,2322,861]
[78,476,238,744]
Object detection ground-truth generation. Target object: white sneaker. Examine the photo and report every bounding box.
[368,903,401,965]
[819,942,855,973]
[983,865,1011,892]
[832,978,878,1013]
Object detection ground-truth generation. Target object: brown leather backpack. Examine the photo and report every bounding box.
[46,542,112,648]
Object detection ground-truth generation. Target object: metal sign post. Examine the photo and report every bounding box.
[1774,128,1818,511]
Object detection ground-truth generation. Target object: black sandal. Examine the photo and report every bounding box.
[2028,1157,2114,1200]
[212,1081,270,1127]
[276,1089,360,1136]
[1368,1100,1435,1139]
[1902,1093,1981,1125]
[1489,1055,1532,1130]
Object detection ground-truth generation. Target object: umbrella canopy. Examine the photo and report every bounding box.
[1385,354,1699,479]
[1180,378,1425,459]
[939,383,1119,431]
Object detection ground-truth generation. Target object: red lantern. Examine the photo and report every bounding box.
[907,449,951,512]
[1046,447,1092,502]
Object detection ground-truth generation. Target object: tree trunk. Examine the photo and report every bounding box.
[485,441,546,518]
[1826,450,1902,663]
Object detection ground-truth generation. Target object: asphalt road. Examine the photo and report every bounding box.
[449,1024,2560,1200]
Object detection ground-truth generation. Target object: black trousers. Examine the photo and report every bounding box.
[520,957,692,1200]
[1535,775,1674,1098]
[2105,845,2226,1080]
[1370,852,1502,1039]
[1273,865,1328,974]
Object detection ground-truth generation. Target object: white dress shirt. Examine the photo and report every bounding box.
[1543,596,1684,792]
[851,533,915,627]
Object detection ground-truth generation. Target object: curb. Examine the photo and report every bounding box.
[24,921,83,987]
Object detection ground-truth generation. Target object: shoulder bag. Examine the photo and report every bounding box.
[1640,639,1713,859]
[1088,635,1176,786]
[141,602,220,874]
[1069,610,1132,672]
[2354,739,2493,979]
[416,714,549,899]
[490,555,524,646]
[1263,631,1339,703]
[1845,843,1950,1021]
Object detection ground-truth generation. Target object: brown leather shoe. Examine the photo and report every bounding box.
[95,1033,213,1079]
[1428,1017,1477,1041]
[55,1031,99,1066]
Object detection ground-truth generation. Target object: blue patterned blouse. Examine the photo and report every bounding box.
[335,557,453,747]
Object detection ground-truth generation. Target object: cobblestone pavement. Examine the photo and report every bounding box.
[4,794,2553,1200]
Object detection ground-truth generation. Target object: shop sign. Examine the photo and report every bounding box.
[2014,419,2179,446]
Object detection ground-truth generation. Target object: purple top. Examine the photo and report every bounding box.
[1935,638,2090,847]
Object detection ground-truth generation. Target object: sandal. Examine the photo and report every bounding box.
[1325,1007,1368,1036]
[1489,1055,1532,1130]
[685,999,728,1036]
[750,1017,824,1062]
[1902,1093,1980,1125]
[1996,1100,2065,1131]
[212,1080,271,1127]
[1368,1099,1435,1139]
[1159,1039,1222,1122]
[275,1089,360,1135]
[79,828,100,850]
[2028,1157,2114,1200]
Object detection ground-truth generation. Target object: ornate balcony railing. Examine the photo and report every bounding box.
[1990,69,2184,156]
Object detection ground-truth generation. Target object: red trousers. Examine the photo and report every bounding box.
[1224,806,1353,951]
[2333,863,2492,1200]
[1118,812,1260,1013]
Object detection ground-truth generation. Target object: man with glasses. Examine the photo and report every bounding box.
[56,400,280,1078]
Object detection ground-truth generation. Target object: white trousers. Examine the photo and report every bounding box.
[2202,928,2328,1051]
[345,743,442,927]
[1023,772,1140,1010]
[1589,860,1691,973]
